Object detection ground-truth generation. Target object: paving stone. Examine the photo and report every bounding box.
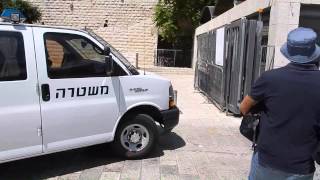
[142,157,160,166]
[79,166,104,180]
[99,172,121,180]
[198,173,219,180]
[122,160,141,172]
[120,160,141,180]
[58,173,81,180]
[104,161,125,172]
[160,165,178,175]
[47,177,59,180]
[206,153,250,171]
[141,158,160,180]
[119,171,140,180]
[179,174,200,180]
[160,174,179,180]
[160,150,177,164]
[189,152,213,176]
[177,151,198,175]
[216,170,247,180]
[160,160,177,166]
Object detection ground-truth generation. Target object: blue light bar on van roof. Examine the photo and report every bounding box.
[1,8,26,23]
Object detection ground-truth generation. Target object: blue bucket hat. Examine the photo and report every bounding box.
[281,27,320,64]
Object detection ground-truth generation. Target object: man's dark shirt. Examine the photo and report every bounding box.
[250,63,320,174]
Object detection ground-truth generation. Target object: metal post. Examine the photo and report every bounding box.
[173,50,176,67]
[174,90,178,106]
[154,50,156,66]
[136,53,139,69]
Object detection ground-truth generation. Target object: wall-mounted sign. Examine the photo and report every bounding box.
[215,27,225,66]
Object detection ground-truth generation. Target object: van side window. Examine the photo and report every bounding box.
[0,31,27,81]
[44,32,122,79]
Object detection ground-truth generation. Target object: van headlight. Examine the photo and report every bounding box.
[169,85,177,108]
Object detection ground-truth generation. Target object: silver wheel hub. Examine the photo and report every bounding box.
[128,130,141,143]
[120,124,150,152]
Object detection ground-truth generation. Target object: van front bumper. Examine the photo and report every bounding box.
[161,107,180,132]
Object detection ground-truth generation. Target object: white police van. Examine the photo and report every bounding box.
[0,14,179,163]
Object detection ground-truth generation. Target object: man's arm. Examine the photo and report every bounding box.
[240,95,257,116]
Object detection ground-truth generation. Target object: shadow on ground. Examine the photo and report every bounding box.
[0,131,185,180]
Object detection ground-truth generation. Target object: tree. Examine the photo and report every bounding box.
[214,0,244,16]
[154,0,215,46]
[0,0,41,23]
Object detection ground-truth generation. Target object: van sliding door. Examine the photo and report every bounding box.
[0,26,42,162]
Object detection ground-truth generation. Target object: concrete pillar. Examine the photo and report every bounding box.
[268,0,301,68]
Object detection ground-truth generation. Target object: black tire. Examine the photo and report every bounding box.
[112,114,158,159]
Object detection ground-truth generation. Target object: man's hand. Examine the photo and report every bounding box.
[240,96,257,116]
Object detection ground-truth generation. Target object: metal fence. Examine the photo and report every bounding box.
[155,49,192,67]
[195,63,226,110]
[195,29,226,110]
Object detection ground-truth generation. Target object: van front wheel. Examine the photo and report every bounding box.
[112,114,158,159]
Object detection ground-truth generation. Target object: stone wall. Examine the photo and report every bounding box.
[28,0,158,67]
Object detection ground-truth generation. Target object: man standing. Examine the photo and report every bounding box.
[240,27,320,180]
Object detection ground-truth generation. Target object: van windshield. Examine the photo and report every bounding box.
[84,29,139,75]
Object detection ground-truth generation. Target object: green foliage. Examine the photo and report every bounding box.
[0,0,41,23]
[154,0,215,44]
[0,0,11,11]
[154,2,177,43]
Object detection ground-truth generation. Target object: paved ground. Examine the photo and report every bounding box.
[0,69,274,180]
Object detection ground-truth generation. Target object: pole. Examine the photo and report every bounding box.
[136,53,139,69]
[173,50,176,67]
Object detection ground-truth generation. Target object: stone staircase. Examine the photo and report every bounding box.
[140,66,195,75]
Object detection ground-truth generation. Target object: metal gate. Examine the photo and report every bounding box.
[225,19,247,114]
[195,19,270,114]
[224,19,263,114]
[225,19,263,114]
[242,20,263,99]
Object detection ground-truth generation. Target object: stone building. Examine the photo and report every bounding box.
[28,0,158,67]
[194,0,320,68]
[193,0,320,114]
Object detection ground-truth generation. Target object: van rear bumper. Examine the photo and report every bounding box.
[161,107,180,132]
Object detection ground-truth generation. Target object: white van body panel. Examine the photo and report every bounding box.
[109,74,170,138]
[118,74,170,113]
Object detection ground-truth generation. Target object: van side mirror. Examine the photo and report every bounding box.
[104,47,113,75]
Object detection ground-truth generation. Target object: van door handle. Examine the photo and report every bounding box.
[41,84,50,102]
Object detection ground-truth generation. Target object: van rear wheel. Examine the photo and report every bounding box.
[112,114,158,159]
